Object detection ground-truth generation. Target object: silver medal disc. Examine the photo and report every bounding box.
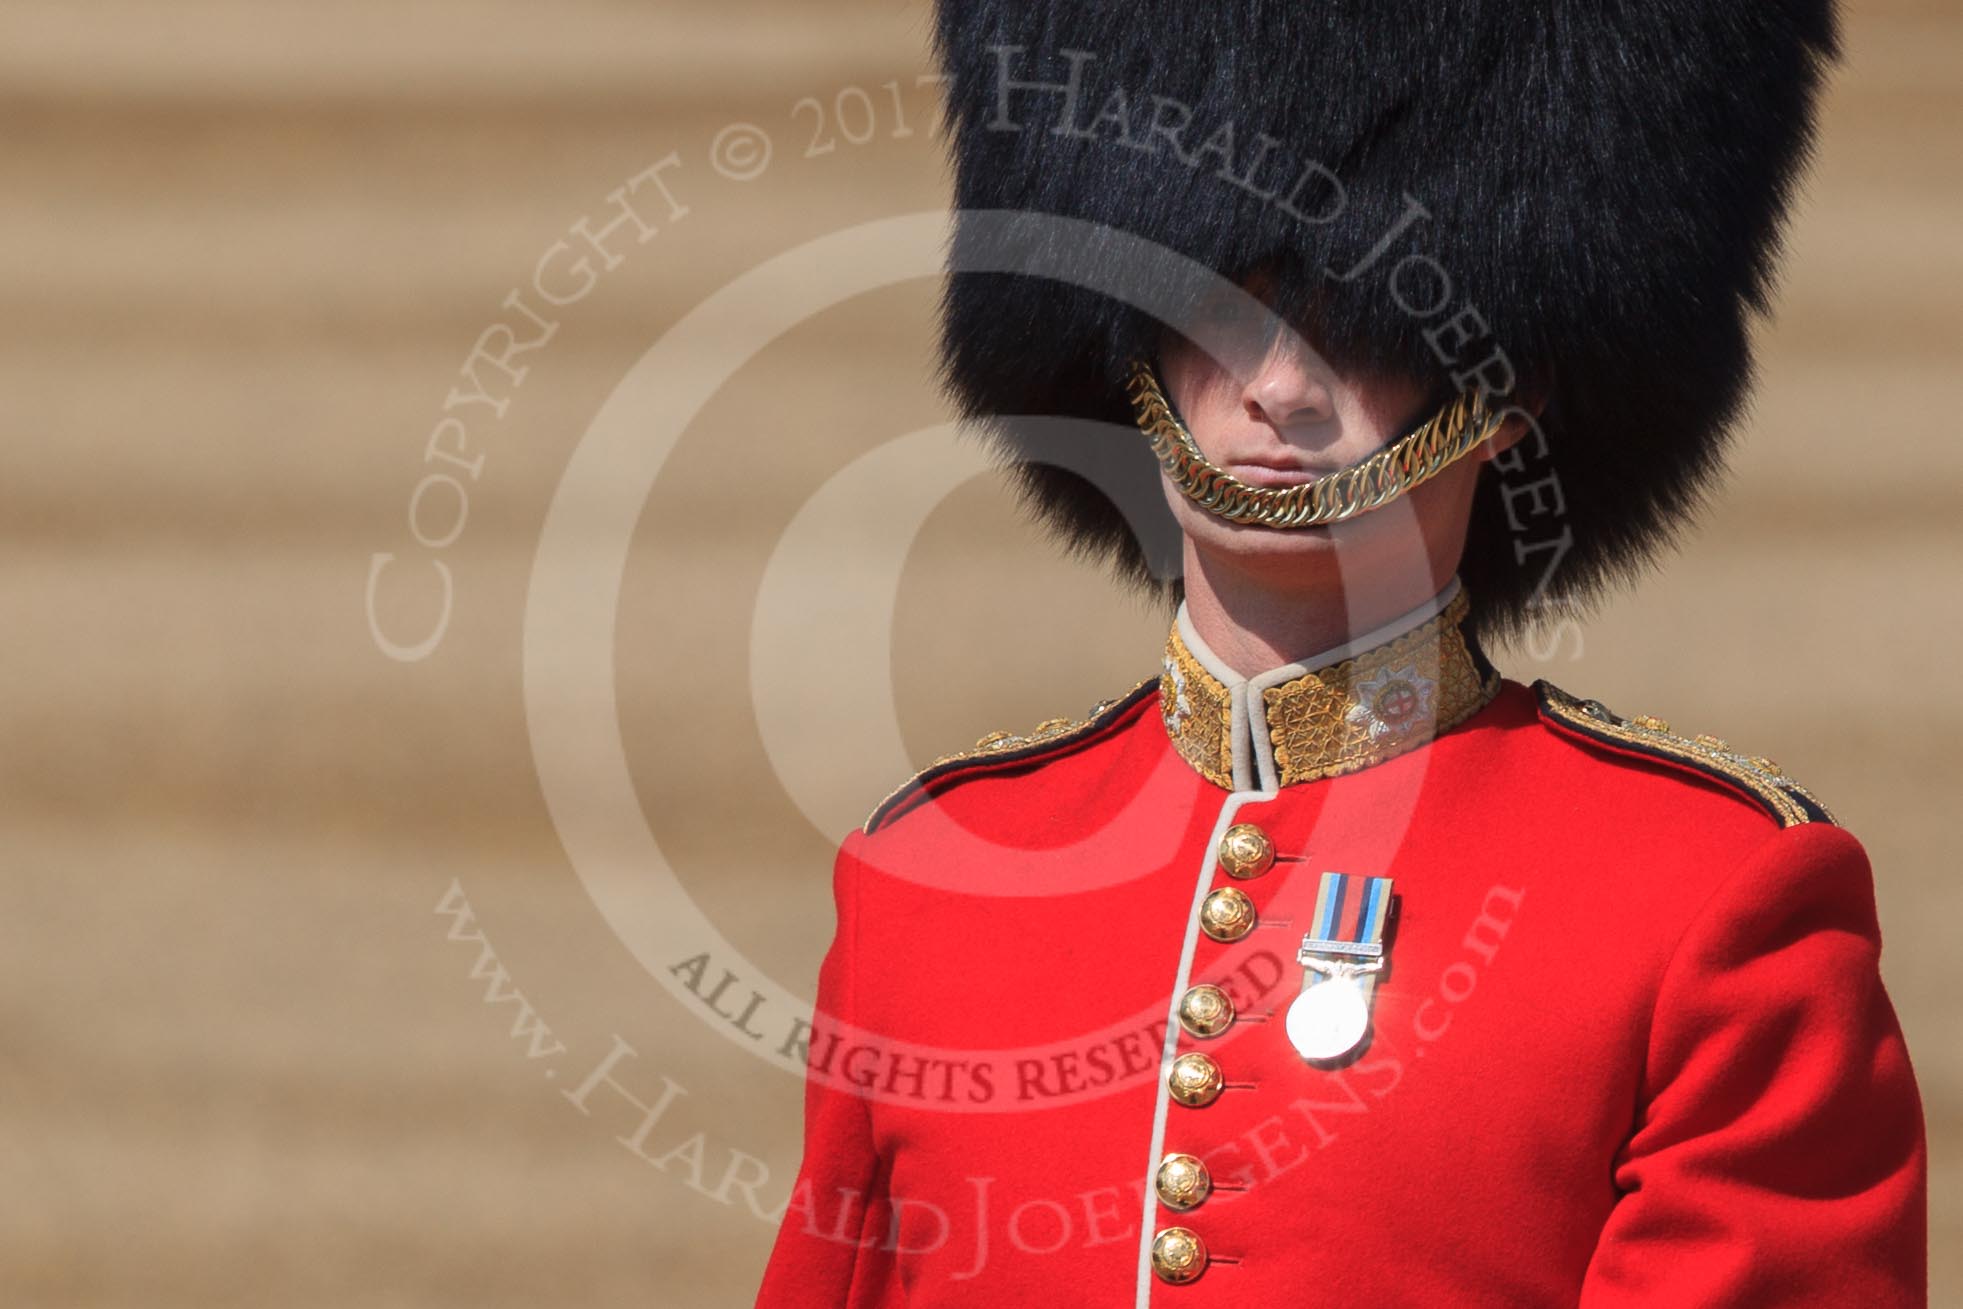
[1285,977,1370,1060]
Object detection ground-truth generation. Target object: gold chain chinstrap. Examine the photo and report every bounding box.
[1126,358,1505,528]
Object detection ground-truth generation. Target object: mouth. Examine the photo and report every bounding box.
[1223,460,1332,489]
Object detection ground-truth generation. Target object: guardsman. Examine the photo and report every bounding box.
[757,0,1927,1303]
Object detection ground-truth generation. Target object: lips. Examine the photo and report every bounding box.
[1225,460,1329,488]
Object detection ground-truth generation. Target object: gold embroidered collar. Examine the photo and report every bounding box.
[1159,587,1500,791]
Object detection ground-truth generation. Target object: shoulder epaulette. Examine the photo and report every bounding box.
[862,676,1159,835]
[1534,680,1834,828]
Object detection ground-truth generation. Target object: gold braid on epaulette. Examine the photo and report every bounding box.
[1536,681,1835,828]
[861,677,1158,834]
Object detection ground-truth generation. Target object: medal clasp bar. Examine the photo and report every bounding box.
[1297,937,1382,965]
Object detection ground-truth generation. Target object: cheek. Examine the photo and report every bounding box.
[1397,458,1482,548]
[1158,348,1241,456]
[1343,379,1438,449]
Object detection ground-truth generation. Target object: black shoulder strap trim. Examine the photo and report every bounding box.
[1534,680,1834,828]
[861,676,1160,835]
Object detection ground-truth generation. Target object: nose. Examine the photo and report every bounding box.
[1241,340,1335,430]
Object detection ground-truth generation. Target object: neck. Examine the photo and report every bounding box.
[1179,545,1456,679]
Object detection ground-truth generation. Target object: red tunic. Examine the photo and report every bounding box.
[755,606,1925,1306]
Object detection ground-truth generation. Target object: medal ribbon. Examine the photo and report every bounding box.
[1300,871,1393,1006]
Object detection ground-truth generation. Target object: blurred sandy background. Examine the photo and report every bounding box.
[3,1,1958,1305]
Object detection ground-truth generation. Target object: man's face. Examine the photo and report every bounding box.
[1153,277,1489,599]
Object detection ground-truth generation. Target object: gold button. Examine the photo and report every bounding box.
[1177,984,1234,1038]
[1199,887,1256,942]
[1151,1226,1208,1284]
[1167,1052,1224,1107]
[1156,1153,1212,1210]
[1217,822,1274,879]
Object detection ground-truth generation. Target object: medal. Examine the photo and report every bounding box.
[1286,872,1393,1062]
[1285,972,1371,1059]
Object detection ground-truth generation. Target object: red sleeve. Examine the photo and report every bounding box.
[755,833,900,1308]
[1580,822,1927,1306]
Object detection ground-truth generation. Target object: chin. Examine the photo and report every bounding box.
[1174,501,1448,594]
[1181,514,1343,584]
[1190,517,1339,556]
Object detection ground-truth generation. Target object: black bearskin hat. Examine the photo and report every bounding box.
[927,2,1840,639]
